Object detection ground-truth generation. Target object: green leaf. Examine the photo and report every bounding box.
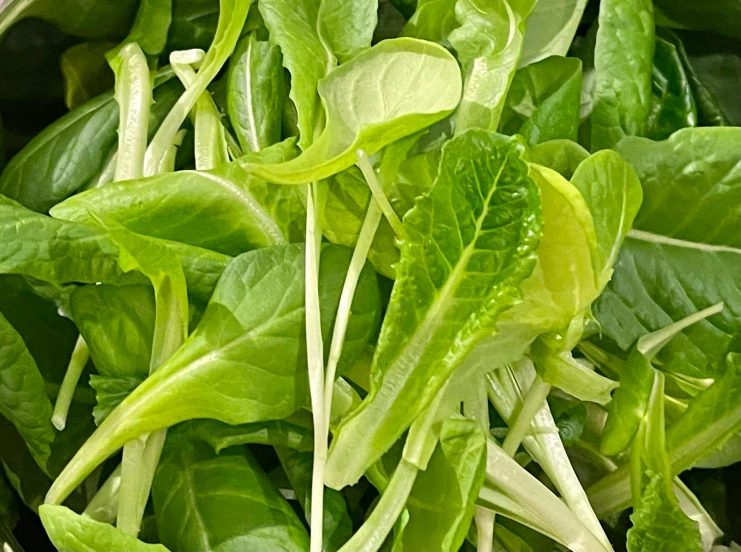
[401,0,457,44]
[227,33,287,153]
[246,38,462,183]
[590,0,654,151]
[39,504,170,552]
[0,310,54,470]
[89,374,143,426]
[115,0,172,57]
[0,0,138,40]
[0,77,183,212]
[258,0,335,150]
[626,471,702,552]
[46,244,381,504]
[326,131,541,488]
[528,139,588,180]
[569,149,643,290]
[321,166,399,279]
[276,446,354,552]
[401,416,486,552]
[519,0,589,66]
[449,0,536,132]
[50,140,305,256]
[0,194,231,302]
[153,430,309,552]
[653,0,741,39]
[647,37,697,141]
[592,128,741,379]
[61,42,116,110]
[500,56,582,145]
[317,0,378,64]
[70,285,155,379]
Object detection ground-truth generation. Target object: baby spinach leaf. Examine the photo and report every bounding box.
[0,77,183,212]
[592,128,741,379]
[0,310,55,471]
[519,0,589,66]
[39,504,170,552]
[70,285,155,379]
[449,0,536,133]
[153,430,309,552]
[326,131,541,488]
[500,56,582,145]
[0,194,231,302]
[529,139,588,180]
[276,446,354,551]
[653,0,741,39]
[647,36,697,141]
[90,375,144,426]
[626,471,703,552]
[227,33,286,153]
[0,0,138,40]
[115,0,173,57]
[0,91,118,212]
[590,0,654,151]
[401,416,486,552]
[50,140,305,256]
[246,38,461,183]
[45,244,380,505]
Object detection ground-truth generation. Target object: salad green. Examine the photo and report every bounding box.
[0,0,739,551]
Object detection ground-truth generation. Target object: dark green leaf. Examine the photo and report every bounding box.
[500,56,582,145]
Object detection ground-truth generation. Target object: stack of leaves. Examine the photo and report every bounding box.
[0,0,739,551]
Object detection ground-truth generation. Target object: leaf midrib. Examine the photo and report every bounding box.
[627,229,741,255]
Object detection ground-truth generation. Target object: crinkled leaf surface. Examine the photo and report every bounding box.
[326,131,541,488]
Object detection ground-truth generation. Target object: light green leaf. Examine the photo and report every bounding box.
[153,429,309,552]
[89,374,143,426]
[449,0,536,132]
[0,310,54,471]
[519,0,589,66]
[326,131,541,488]
[246,38,462,183]
[318,0,378,64]
[500,56,582,145]
[50,140,305,256]
[401,416,486,552]
[402,0,458,44]
[61,42,115,110]
[627,472,702,552]
[45,244,381,505]
[570,150,643,289]
[227,33,287,153]
[259,0,335,150]
[528,139,588,180]
[590,0,654,151]
[39,504,170,551]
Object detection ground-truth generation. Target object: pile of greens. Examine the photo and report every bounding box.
[0,0,739,551]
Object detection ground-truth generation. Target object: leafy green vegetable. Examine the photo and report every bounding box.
[449,0,536,132]
[590,0,655,151]
[246,38,461,184]
[45,244,380,505]
[61,42,116,109]
[520,0,588,66]
[39,504,170,552]
[0,310,55,470]
[227,33,286,153]
[500,56,582,145]
[402,0,457,44]
[153,428,310,552]
[50,140,305,256]
[326,131,541,488]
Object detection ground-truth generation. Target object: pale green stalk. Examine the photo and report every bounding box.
[83,465,122,524]
[356,149,406,239]
[501,376,551,456]
[51,335,89,431]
